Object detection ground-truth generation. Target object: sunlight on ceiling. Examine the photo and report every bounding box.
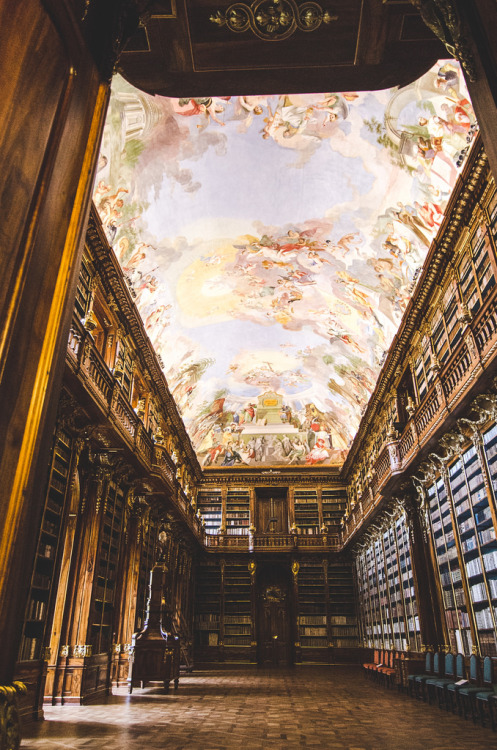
[95,60,477,468]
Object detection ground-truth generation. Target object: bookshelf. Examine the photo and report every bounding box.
[321,488,347,531]
[223,562,252,648]
[19,430,72,661]
[294,490,319,535]
[297,562,327,648]
[354,511,418,650]
[90,480,125,654]
[328,563,358,648]
[194,560,221,649]
[226,489,250,535]
[423,434,497,657]
[197,489,222,535]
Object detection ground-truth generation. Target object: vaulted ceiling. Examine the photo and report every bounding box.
[93,2,476,469]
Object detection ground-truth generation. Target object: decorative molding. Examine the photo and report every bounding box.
[210,0,337,41]
[408,1,476,81]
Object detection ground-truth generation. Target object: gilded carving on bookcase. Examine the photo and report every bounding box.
[0,681,26,750]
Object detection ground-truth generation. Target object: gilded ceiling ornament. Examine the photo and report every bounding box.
[210,0,337,41]
[408,0,476,81]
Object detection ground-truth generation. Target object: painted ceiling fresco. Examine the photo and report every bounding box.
[95,61,477,468]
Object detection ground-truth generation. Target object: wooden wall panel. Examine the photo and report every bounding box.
[0,0,109,685]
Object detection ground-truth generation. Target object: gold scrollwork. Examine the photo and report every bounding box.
[210,0,337,41]
[0,682,26,750]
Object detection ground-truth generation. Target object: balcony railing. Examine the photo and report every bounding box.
[66,314,203,540]
[204,532,339,551]
[342,287,497,546]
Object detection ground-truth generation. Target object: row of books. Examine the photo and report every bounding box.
[475,606,496,629]
[27,598,47,621]
[445,608,471,628]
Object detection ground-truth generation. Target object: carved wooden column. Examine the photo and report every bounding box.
[248,560,257,664]
[44,436,85,700]
[291,560,301,664]
[51,456,111,703]
[404,481,448,651]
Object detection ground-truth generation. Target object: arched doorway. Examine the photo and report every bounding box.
[256,562,294,666]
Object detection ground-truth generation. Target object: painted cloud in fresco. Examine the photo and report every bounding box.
[94,61,477,468]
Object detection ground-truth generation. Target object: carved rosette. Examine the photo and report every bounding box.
[210,0,337,41]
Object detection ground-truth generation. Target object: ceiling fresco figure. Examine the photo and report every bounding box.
[94,60,477,468]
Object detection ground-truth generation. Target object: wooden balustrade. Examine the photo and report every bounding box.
[441,340,473,400]
[85,345,114,404]
[399,420,416,462]
[114,392,138,438]
[414,386,440,436]
[136,426,154,464]
[474,295,497,358]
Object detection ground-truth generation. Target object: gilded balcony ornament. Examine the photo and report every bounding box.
[406,396,416,418]
[154,426,165,445]
[210,0,337,42]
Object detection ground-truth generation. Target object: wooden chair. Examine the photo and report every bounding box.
[407,651,433,697]
[475,657,497,729]
[447,654,478,717]
[439,653,466,712]
[458,655,493,722]
[425,652,455,707]
[362,648,380,677]
[377,649,396,688]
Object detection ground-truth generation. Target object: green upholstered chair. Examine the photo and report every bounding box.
[425,652,455,707]
[458,655,492,722]
[415,651,444,702]
[475,657,497,729]
[407,651,433,698]
[447,654,478,718]
[441,653,466,712]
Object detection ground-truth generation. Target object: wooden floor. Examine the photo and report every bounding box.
[22,666,494,749]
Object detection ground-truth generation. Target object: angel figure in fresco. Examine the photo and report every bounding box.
[235,96,268,131]
[173,97,229,127]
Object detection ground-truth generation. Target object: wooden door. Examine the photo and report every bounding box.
[256,567,293,666]
[256,496,288,534]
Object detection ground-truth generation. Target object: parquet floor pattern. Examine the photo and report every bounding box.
[22,666,494,749]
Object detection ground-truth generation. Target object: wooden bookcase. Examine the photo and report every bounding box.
[197,489,222,535]
[223,561,252,649]
[354,512,419,651]
[226,489,250,535]
[294,490,319,535]
[90,480,125,655]
[423,427,497,656]
[321,488,346,531]
[194,560,222,653]
[18,429,73,662]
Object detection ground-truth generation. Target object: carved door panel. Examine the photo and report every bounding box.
[256,497,288,534]
[257,583,291,666]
